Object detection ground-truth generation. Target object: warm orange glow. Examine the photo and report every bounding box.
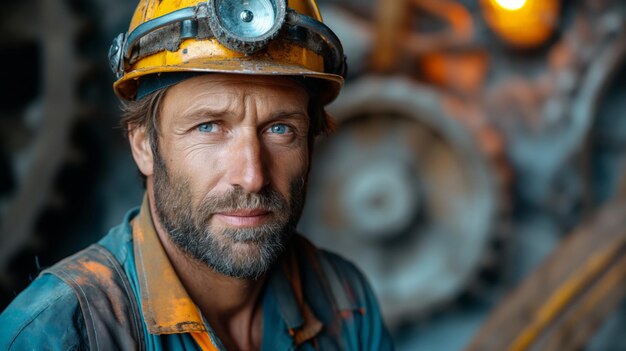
[420,51,489,94]
[494,0,527,11]
[481,0,559,48]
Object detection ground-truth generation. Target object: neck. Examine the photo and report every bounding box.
[147,189,265,350]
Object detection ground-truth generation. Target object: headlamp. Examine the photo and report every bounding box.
[209,0,287,53]
[108,0,345,80]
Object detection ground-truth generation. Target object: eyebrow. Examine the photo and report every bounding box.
[269,110,308,121]
[178,108,233,124]
[180,108,308,122]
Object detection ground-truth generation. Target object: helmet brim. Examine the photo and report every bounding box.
[114,57,344,105]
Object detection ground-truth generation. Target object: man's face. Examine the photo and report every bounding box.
[149,74,310,279]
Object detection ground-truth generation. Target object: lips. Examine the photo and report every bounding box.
[213,208,272,227]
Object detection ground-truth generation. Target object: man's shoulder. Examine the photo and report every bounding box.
[0,209,140,350]
[0,272,87,350]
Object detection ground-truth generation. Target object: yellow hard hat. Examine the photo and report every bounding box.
[109,0,346,104]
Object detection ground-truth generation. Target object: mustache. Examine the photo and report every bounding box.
[198,186,288,214]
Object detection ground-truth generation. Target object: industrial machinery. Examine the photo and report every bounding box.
[2,0,626,350]
[468,196,626,351]
[299,0,626,349]
[300,77,506,325]
[301,0,513,326]
[1,0,88,293]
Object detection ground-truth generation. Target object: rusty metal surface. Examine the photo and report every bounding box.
[371,0,475,72]
[484,3,626,211]
[466,199,626,351]
[371,0,409,72]
[315,0,626,348]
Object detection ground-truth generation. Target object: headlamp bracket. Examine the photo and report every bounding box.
[108,33,126,80]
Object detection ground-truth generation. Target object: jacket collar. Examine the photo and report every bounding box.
[132,195,206,334]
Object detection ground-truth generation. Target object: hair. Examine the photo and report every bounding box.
[120,76,336,186]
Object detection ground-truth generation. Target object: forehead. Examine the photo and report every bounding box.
[162,74,310,112]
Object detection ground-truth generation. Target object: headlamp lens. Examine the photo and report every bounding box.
[216,0,277,38]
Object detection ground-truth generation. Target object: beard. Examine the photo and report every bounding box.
[152,150,306,280]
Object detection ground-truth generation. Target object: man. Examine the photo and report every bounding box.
[0,0,392,350]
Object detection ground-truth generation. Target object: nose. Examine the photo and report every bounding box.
[226,131,269,193]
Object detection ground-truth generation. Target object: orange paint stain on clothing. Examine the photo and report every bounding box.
[82,261,114,280]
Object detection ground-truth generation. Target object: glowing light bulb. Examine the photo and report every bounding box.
[481,0,559,48]
[494,0,527,11]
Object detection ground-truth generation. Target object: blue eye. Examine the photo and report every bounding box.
[198,123,215,133]
[270,124,289,135]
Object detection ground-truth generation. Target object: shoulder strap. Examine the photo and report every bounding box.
[42,244,145,351]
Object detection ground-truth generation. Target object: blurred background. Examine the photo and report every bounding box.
[2,0,626,349]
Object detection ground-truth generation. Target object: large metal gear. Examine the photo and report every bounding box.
[299,76,509,325]
[0,0,78,281]
[0,0,104,304]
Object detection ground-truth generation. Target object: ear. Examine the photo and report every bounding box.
[128,125,154,177]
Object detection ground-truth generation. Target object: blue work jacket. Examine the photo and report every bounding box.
[0,202,393,350]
